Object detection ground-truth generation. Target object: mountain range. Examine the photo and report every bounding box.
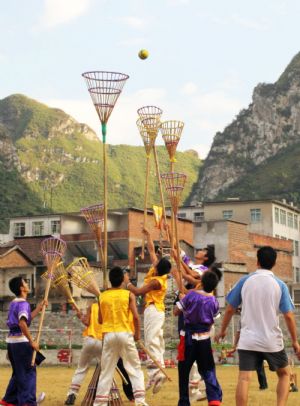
[0,94,201,232]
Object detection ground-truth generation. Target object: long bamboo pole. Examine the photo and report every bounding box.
[31,267,53,365]
[170,162,175,250]
[102,123,108,289]
[138,340,172,381]
[173,209,183,293]
[153,145,170,242]
[141,156,150,259]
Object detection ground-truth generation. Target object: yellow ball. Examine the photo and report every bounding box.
[138,49,149,60]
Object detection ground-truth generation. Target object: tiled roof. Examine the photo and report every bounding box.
[12,236,52,264]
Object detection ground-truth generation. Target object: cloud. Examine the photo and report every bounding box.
[191,144,210,159]
[118,37,146,47]
[117,16,146,29]
[42,84,244,159]
[198,11,269,32]
[39,0,91,28]
[181,82,198,95]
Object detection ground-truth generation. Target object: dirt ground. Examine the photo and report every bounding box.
[0,365,299,405]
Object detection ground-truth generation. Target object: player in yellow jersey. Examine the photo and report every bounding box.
[65,301,103,405]
[125,228,172,394]
[93,267,148,406]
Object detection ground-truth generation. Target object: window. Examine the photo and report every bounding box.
[14,223,25,237]
[51,220,61,234]
[275,234,280,238]
[250,208,261,223]
[178,212,186,219]
[287,212,293,228]
[281,236,287,240]
[295,268,300,283]
[294,290,300,304]
[294,241,299,257]
[275,207,279,223]
[194,212,204,222]
[222,210,233,220]
[294,214,298,229]
[280,209,286,225]
[32,221,44,236]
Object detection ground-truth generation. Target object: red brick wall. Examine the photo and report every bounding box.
[226,221,293,283]
[250,233,293,282]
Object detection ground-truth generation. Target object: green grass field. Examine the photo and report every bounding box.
[0,365,299,405]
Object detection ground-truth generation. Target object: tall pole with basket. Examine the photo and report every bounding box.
[159,120,184,249]
[32,237,66,365]
[82,71,129,289]
[136,118,158,259]
[81,203,105,276]
[161,172,187,293]
[137,106,170,243]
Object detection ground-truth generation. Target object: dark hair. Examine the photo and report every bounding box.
[201,270,219,293]
[210,265,222,281]
[109,266,124,287]
[257,246,277,270]
[203,246,215,267]
[9,277,24,296]
[156,257,171,276]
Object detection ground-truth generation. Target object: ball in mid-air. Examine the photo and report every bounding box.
[138,49,149,60]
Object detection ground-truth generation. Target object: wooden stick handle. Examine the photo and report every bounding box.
[173,210,183,293]
[116,366,129,386]
[31,275,52,366]
[138,340,172,381]
[141,157,150,260]
[153,145,170,243]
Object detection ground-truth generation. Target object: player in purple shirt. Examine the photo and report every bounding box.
[174,270,223,406]
[0,277,47,406]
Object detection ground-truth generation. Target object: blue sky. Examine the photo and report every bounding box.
[1,0,300,158]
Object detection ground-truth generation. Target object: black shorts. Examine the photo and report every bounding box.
[238,349,288,372]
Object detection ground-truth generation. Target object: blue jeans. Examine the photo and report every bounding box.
[3,342,37,406]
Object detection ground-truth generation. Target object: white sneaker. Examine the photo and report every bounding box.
[152,374,167,394]
[37,392,46,404]
[145,379,154,391]
[190,388,207,402]
[135,402,149,406]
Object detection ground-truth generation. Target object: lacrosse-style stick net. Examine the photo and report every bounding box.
[82,71,129,290]
[161,173,187,292]
[136,118,158,259]
[66,257,101,297]
[32,237,66,365]
[41,262,80,313]
[82,364,123,406]
[80,203,105,269]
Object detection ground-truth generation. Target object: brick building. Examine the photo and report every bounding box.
[0,208,193,309]
[196,219,293,307]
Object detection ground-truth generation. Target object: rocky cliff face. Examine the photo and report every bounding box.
[190,52,300,202]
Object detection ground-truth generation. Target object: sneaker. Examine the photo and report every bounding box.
[37,392,46,404]
[145,380,154,391]
[135,402,149,406]
[0,401,16,406]
[290,383,299,392]
[152,375,167,394]
[65,393,76,405]
[189,389,207,402]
